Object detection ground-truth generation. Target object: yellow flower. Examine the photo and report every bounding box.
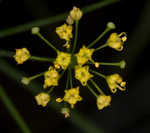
[76,45,95,65]
[106,73,126,93]
[97,95,111,110]
[43,67,59,88]
[56,98,63,103]
[54,51,71,70]
[64,87,82,108]
[14,48,31,64]
[35,92,50,107]
[56,24,73,41]
[70,6,83,21]
[106,32,127,51]
[75,65,93,86]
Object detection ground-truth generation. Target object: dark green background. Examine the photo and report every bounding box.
[0,0,150,133]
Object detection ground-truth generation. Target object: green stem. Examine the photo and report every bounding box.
[72,21,79,54]
[87,84,98,98]
[90,79,104,95]
[0,85,32,133]
[100,62,120,66]
[90,70,106,79]
[66,69,70,89]
[28,72,45,80]
[69,67,73,88]
[95,43,108,51]
[47,87,54,94]
[30,56,55,62]
[37,33,59,52]
[87,28,110,48]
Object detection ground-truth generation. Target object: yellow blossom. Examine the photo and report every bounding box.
[75,65,93,86]
[70,6,83,21]
[14,48,31,64]
[56,98,63,103]
[64,87,82,108]
[35,92,50,107]
[97,95,111,110]
[106,73,126,93]
[76,45,95,65]
[54,51,71,70]
[43,67,59,88]
[95,62,100,68]
[56,24,73,41]
[106,32,127,51]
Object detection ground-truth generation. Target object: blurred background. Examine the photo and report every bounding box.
[0,0,150,133]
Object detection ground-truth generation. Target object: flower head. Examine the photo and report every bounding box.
[35,92,50,107]
[106,74,126,93]
[97,95,111,110]
[64,87,82,108]
[106,32,127,51]
[56,24,73,41]
[43,67,59,88]
[75,65,93,86]
[54,51,71,70]
[76,46,95,65]
[14,48,31,64]
[70,6,83,21]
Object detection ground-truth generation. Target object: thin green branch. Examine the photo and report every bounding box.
[95,44,108,51]
[37,33,59,52]
[90,70,106,79]
[0,0,119,38]
[0,85,32,133]
[87,84,98,98]
[87,28,110,48]
[69,67,73,88]
[72,21,79,54]
[30,56,55,62]
[90,79,104,95]
[66,69,70,89]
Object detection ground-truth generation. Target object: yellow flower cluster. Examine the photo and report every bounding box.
[43,67,59,88]
[106,74,126,93]
[35,92,50,107]
[75,65,93,86]
[97,95,111,110]
[56,24,73,41]
[12,6,127,116]
[54,51,71,70]
[14,48,31,64]
[106,32,127,51]
[76,46,95,66]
